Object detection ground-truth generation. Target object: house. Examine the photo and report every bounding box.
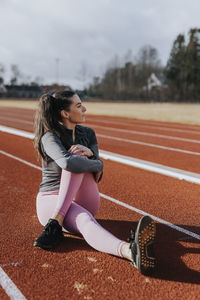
[147,73,162,90]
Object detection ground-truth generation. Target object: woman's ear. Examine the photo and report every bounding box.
[60,109,69,119]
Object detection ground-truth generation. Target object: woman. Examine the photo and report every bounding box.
[33,90,156,276]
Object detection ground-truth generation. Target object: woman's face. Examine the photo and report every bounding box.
[66,94,86,124]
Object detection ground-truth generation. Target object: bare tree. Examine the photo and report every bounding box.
[123,49,133,64]
[137,45,161,67]
[76,60,92,86]
[10,64,21,85]
[0,63,5,84]
[136,45,162,88]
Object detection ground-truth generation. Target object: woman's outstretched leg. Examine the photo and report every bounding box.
[35,181,156,275]
[64,204,156,275]
[63,202,126,257]
[36,190,131,259]
[35,172,124,256]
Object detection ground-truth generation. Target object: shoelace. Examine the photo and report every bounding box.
[43,224,52,235]
[127,229,135,243]
[44,222,58,236]
[127,229,137,264]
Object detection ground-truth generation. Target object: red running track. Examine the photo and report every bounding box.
[0,107,200,299]
[1,107,200,173]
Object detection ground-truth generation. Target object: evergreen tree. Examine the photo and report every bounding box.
[185,28,200,100]
[165,34,186,100]
[166,28,200,101]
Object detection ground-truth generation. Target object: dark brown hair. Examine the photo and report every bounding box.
[34,90,75,159]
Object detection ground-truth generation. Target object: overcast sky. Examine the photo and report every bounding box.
[1,0,200,89]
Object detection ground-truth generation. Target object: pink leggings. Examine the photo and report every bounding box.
[36,170,125,257]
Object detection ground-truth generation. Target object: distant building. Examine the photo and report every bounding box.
[146,73,167,91]
[42,84,71,95]
[4,85,42,98]
[0,84,73,99]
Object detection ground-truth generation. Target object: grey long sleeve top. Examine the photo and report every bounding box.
[39,125,103,192]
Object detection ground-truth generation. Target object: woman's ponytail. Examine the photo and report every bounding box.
[34,91,74,160]
[34,94,60,159]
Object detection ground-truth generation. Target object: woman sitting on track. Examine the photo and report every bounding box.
[33,90,156,276]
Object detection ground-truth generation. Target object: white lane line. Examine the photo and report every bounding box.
[90,124,200,144]
[1,116,200,144]
[1,124,200,157]
[0,116,33,125]
[1,149,200,241]
[1,262,22,267]
[0,267,26,300]
[2,113,200,136]
[0,150,41,170]
[100,150,200,185]
[0,125,34,139]
[1,112,200,134]
[134,121,200,131]
[92,117,200,131]
[97,133,200,156]
[1,125,200,184]
[120,123,200,135]
[2,107,199,131]
[86,117,200,135]
[100,193,200,240]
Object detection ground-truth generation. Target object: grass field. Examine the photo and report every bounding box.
[0,99,200,125]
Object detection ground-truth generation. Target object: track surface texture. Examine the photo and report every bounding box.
[0,106,200,299]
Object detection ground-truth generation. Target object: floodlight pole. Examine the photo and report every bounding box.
[55,58,60,84]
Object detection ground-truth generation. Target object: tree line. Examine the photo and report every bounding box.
[1,28,200,102]
[87,28,200,102]
[0,64,43,87]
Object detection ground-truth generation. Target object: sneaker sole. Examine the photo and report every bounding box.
[33,236,64,250]
[134,216,156,275]
[33,240,56,250]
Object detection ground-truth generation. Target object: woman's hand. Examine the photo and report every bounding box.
[69,144,94,157]
[94,170,102,183]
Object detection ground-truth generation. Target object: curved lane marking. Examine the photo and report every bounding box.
[86,117,200,135]
[0,116,33,125]
[1,124,200,157]
[99,150,200,185]
[2,116,200,144]
[97,134,200,156]
[0,125,34,139]
[100,193,200,241]
[1,125,200,184]
[0,267,26,300]
[0,149,200,241]
[90,124,200,144]
[1,108,200,132]
[1,112,200,134]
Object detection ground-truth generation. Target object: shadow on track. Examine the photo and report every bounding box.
[51,219,200,284]
[153,222,200,284]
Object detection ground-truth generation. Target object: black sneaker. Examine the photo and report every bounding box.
[128,215,156,275]
[34,219,64,250]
